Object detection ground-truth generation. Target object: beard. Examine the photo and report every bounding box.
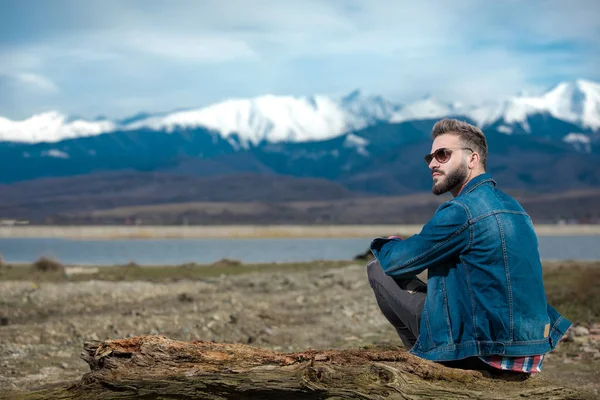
[432,162,468,195]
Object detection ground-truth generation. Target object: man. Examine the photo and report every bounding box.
[367,118,571,374]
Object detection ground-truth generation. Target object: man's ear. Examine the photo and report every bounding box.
[469,152,480,169]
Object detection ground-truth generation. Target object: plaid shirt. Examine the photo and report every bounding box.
[479,354,545,373]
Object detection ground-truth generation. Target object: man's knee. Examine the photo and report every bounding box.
[367,258,386,287]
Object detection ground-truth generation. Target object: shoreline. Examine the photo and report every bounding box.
[1,224,600,239]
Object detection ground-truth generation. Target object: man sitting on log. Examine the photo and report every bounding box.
[367,118,571,374]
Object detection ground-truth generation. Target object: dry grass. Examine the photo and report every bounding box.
[543,261,600,324]
[32,257,64,273]
[1,259,598,326]
[0,260,353,283]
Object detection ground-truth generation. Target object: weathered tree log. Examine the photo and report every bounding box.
[9,335,591,399]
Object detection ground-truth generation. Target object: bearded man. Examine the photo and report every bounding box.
[367,118,571,374]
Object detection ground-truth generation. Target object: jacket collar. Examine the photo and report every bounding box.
[457,173,496,196]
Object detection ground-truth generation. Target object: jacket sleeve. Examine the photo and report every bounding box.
[369,201,470,279]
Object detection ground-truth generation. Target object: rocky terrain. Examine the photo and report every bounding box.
[0,260,599,397]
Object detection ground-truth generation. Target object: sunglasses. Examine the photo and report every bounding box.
[424,147,473,165]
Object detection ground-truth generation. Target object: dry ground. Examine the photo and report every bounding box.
[0,260,599,397]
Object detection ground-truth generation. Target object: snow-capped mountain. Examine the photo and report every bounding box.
[0,91,396,146]
[0,112,116,143]
[469,79,600,132]
[540,79,600,129]
[126,92,396,147]
[1,79,599,145]
[340,90,400,123]
[390,96,466,123]
[387,79,600,134]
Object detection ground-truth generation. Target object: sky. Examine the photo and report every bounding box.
[0,0,599,120]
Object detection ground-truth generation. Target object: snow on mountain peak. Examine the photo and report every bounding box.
[127,91,397,147]
[390,96,465,123]
[340,90,399,124]
[471,97,546,130]
[343,133,370,156]
[0,111,116,143]
[563,132,592,153]
[128,95,347,146]
[542,79,600,129]
[1,79,599,144]
[470,79,600,131]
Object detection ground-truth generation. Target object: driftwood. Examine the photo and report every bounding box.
[11,335,590,399]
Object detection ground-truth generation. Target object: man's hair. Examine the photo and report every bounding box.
[431,118,488,170]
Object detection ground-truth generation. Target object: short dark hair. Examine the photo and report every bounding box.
[431,118,488,169]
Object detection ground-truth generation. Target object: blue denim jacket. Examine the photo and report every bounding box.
[370,173,572,362]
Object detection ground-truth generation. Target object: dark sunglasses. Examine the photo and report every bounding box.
[424,147,473,165]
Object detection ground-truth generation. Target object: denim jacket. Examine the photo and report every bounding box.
[370,173,572,362]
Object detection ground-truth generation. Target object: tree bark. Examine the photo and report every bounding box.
[9,335,590,400]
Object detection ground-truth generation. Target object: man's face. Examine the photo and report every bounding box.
[428,134,469,195]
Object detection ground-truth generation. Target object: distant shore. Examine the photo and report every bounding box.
[1,224,599,239]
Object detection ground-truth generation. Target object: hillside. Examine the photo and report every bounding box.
[1,80,599,224]
[0,172,359,222]
[6,178,595,224]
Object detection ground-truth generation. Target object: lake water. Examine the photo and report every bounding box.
[0,236,599,265]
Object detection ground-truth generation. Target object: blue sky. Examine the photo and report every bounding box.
[1,0,599,119]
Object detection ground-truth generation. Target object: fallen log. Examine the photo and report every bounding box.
[9,335,590,399]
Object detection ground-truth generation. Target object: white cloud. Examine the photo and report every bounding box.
[13,72,59,93]
[120,32,258,62]
[0,71,58,95]
[0,0,598,118]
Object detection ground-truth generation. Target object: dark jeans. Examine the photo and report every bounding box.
[366,259,519,375]
[366,258,427,348]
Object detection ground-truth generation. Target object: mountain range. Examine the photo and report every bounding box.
[1,79,599,223]
[2,79,599,145]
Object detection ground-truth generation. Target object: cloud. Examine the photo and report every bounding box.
[12,72,59,93]
[0,71,58,95]
[119,32,258,62]
[0,72,59,119]
[0,0,598,118]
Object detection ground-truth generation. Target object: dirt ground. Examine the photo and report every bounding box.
[1,260,599,397]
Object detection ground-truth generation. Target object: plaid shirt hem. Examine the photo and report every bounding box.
[479,354,545,373]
